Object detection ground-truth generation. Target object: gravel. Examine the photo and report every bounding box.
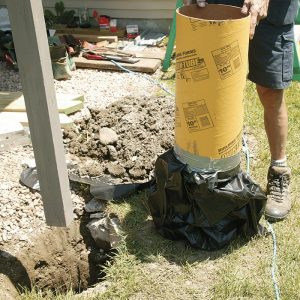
[0,59,173,250]
[0,61,160,109]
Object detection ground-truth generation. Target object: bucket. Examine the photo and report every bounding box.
[174,4,250,172]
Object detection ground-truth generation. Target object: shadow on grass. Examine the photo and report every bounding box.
[120,191,249,266]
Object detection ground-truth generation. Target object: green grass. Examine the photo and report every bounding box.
[20,80,300,299]
[97,81,300,300]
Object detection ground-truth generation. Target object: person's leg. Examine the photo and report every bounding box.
[256,85,291,221]
[248,20,294,221]
[256,85,288,161]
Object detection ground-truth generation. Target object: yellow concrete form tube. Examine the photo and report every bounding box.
[175,4,250,166]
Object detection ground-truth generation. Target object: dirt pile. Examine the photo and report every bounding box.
[64,95,175,183]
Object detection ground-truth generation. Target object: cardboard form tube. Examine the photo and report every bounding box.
[174,4,250,172]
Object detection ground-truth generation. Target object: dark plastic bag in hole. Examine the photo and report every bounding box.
[147,149,267,250]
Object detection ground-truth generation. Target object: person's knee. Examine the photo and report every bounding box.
[256,84,284,110]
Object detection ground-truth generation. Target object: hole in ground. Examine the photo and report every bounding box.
[0,216,112,298]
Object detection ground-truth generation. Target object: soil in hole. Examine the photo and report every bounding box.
[0,216,111,298]
[64,95,175,183]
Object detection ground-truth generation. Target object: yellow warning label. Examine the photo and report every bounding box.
[211,41,242,80]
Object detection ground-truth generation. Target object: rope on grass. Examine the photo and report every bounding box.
[267,221,281,300]
[115,58,281,300]
[242,135,281,300]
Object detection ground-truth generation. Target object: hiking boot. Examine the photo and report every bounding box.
[265,166,291,222]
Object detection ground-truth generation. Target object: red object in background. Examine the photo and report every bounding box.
[127,33,139,39]
[126,25,139,39]
[92,10,98,19]
[110,19,117,32]
[99,15,110,29]
[92,10,101,25]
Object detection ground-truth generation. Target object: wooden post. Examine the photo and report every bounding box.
[7,0,73,226]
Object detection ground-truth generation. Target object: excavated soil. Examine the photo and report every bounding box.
[64,95,175,183]
[0,219,111,298]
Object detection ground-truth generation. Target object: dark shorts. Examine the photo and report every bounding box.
[248,20,295,89]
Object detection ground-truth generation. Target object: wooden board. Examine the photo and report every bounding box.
[0,118,24,139]
[74,56,161,73]
[132,51,166,61]
[52,25,126,38]
[0,112,74,128]
[0,135,31,152]
[0,92,84,115]
[57,34,118,43]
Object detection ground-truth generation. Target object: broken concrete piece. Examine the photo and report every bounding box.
[99,127,118,145]
[84,198,105,213]
[86,216,122,249]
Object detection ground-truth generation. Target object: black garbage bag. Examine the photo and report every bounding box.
[147,149,267,250]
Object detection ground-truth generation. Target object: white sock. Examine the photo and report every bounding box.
[271,157,287,167]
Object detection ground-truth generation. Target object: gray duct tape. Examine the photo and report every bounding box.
[174,144,241,173]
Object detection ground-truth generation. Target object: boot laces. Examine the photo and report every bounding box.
[268,174,289,203]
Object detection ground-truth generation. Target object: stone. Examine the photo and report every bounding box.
[84,198,105,213]
[107,145,118,160]
[86,216,122,250]
[129,167,146,179]
[99,127,118,145]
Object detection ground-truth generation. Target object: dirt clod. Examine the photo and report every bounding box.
[99,127,118,145]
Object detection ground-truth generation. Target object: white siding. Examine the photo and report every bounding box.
[42,0,175,19]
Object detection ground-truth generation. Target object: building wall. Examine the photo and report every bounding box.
[42,0,175,19]
[0,0,174,32]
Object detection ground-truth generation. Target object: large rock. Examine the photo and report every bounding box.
[99,127,118,145]
[87,216,122,250]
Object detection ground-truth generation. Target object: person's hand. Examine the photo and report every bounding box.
[184,0,207,7]
[241,0,269,39]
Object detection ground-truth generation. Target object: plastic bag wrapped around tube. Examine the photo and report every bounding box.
[147,150,266,250]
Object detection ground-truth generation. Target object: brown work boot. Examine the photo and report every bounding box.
[265,166,291,222]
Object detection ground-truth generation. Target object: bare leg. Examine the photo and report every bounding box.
[256,84,291,221]
[256,84,288,161]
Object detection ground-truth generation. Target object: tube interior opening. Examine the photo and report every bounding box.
[178,4,247,21]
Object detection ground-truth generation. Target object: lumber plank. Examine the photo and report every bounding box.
[53,25,126,38]
[57,34,118,43]
[0,92,84,115]
[0,112,74,128]
[0,135,31,152]
[74,56,161,73]
[0,118,24,140]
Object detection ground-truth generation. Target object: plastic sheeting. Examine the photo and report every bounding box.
[20,166,150,201]
[147,149,267,250]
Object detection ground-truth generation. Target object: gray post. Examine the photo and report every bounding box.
[7,0,73,226]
